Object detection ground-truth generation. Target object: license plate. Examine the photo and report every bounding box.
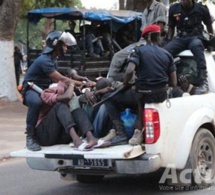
[72,159,110,168]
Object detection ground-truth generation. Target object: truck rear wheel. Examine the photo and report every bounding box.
[188,128,215,187]
[76,175,104,183]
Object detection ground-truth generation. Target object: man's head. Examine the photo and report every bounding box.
[69,21,76,30]
[43,31,77,55]
[67,68,77,79]
[180,0,193,9]
[142,0,153,7]
[153,16,166,33]
[14,45,20,52]
[96,78,111,90]
[141,24,161,43]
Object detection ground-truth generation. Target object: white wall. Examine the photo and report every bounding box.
[0,40,18,101]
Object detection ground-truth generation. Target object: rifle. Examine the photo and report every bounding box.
[92,84,132,109]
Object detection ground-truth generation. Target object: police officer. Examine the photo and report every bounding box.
[22,31,77,151]
[164,0,214,94]
[104,24,177,145]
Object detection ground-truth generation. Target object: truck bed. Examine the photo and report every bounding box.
[10,144,145,159]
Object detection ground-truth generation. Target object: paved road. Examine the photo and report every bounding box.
[1,159,215,195]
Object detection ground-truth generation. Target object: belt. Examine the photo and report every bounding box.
[177,31,202,37]
[137,86,168,95]
[178,31,193,37]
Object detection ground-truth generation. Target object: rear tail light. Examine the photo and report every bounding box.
[144,108,160,144]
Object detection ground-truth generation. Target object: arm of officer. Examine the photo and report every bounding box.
[206,23,214,35]
[56,82,74,102]
[123,62,135,86]
[167,5,175,40]
[167,27,175,40]
[201,5,214,35]
[49,70,83,86]
[169,71,177,87]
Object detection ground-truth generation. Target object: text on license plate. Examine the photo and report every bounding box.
[72,159,110,168]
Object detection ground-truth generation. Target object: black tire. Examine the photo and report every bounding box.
[76,175,104,184]
[188,128,215,187]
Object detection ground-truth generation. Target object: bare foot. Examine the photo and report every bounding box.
[86,137,98,148]
[73,139,84,148]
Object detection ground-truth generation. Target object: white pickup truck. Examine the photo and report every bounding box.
[11,50,215,187]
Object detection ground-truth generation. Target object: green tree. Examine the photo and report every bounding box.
[0,0,82,101]
[120,0,178,11]
[20,0,82,16]
[0,0,22,101]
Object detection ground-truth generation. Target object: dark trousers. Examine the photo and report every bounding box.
[25,89,43,130]
[164,36,206,71]
[36,103,93,146]
[104,87,167,130]
[104,89,141,129]
[15,65,21,86]
[93,104,112,138]
[104,89,138,121]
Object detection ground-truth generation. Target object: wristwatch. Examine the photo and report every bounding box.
[83,77,89,82]
[82,81,87,85]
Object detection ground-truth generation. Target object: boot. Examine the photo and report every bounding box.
[88,52,100,58]
[26,127,41,151]
[129,129,143,145]
[110,119,128,146]
[193,70,209,95]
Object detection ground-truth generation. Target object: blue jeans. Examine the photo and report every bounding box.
[93,104,110,138]
[164,36,206,71]
[86,33,104,55]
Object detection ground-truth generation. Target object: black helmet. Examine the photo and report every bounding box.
[43,31,76,54]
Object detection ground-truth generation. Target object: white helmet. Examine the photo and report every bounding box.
[59,31,77,46]
[43,31,77,54]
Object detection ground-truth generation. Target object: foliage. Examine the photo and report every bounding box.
[19,0,82,17]
[0,0,22,100]
[16,19,70,50]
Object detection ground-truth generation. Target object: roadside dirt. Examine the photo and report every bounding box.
[0,99,27,117]
[0,99,27,162]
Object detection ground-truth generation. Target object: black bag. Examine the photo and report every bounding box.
[20,81,30,106]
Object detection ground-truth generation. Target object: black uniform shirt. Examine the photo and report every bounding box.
[24,54,57,89]
[127,44,176,88]
[168,2,212,35]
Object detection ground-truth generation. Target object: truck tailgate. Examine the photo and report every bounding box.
[10,144,145,160]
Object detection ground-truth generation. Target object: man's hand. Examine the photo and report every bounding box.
[85,80,96,87]
[95,86,114,95]
[178,75,190,92]
[84,89,97,105]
